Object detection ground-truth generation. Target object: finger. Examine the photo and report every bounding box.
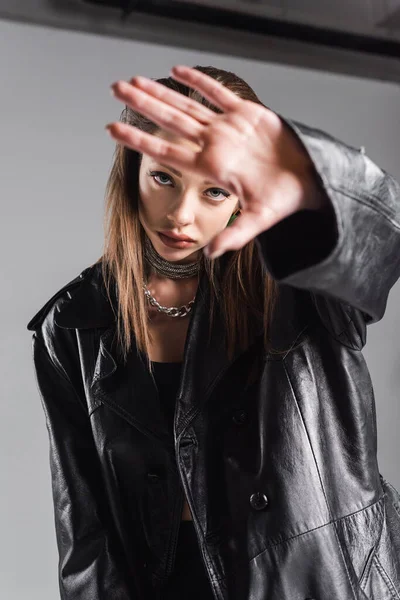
[111,81,203,143]
[129,76,215,125]
[170,66,241,113]
[106,122,198,171]
[204,209,280,258]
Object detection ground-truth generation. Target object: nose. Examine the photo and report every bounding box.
[166,192,196,227]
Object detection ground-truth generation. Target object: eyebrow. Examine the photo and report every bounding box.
[158,163,215,186]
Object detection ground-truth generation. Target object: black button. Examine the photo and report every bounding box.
[250,492,269,510]
[147,472,161,483]
[180,436,195,448]
[232,409,248,425]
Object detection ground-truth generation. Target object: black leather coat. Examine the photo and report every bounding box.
[27,117,400,600]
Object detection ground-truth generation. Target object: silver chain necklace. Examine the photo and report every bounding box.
[143,235,201,318]
[142,283,195,318]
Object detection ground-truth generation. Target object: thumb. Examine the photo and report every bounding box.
[204,209,276,259]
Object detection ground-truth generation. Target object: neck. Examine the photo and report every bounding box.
[144,235,203,280]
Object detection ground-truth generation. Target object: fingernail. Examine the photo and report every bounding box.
[171,66,189,77]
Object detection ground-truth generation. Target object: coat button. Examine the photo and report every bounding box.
[232,409,248,425]
[147,472,161,483]
[250,492,269,510]
[180,436,195,448]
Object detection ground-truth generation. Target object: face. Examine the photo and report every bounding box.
[137,130,239,264]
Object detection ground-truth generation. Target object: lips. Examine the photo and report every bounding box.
[159,230,195,242]
[157,232,196,249]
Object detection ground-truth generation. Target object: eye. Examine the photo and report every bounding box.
[147,170,173,186]
[146,170,231,202]
[206,188,231,201]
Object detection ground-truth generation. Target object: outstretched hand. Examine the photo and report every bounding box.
[106,65,324,259]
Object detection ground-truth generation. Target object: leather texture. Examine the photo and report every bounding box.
[27,116,400,600]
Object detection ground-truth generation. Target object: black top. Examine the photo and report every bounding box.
[151,360,183,431]
[150,361,214,599]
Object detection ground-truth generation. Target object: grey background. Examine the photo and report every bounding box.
[1,15,400,600]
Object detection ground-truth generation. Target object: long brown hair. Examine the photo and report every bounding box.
[93,65,280,373]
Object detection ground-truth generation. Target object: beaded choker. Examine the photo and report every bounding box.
[143,235,202,280]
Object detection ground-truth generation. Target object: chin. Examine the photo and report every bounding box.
[160,245,199,260]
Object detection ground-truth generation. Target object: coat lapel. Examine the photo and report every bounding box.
[172,265,258,438]
[54,263,173,447]
[173,268,313,436]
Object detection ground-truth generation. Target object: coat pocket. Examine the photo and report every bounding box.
[359,478,400,600]
[335,496,384,595]
[380,475,400,564]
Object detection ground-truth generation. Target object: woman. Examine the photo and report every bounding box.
[27,65,400,600]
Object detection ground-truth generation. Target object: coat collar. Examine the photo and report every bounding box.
[53,259,310,345]
[54,261,118,330]
[52,259,312,442]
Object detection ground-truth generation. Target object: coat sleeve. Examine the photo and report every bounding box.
[254,114,400,326]
[31,332,138,600]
